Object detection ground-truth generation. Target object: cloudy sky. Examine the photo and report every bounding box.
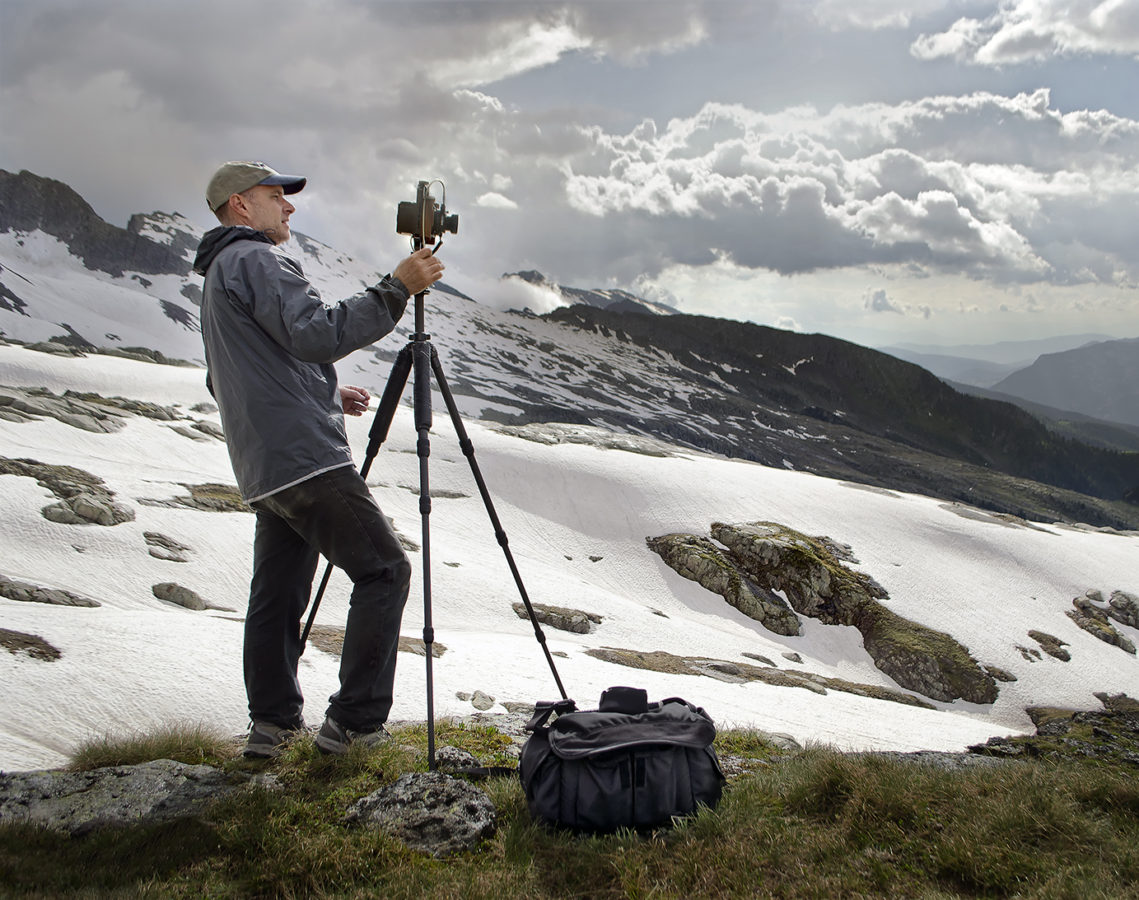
[3,1,1139,348]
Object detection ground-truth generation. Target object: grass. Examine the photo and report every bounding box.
[2,723,1138,898]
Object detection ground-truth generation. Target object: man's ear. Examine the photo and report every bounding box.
[221,192,248,225]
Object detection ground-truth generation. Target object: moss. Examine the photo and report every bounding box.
[711,520,997,704]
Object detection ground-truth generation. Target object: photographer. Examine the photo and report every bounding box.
[192,161,443,758]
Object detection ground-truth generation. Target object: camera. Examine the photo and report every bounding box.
[396,180,458,245]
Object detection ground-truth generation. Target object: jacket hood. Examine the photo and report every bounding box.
[193,226,274,276]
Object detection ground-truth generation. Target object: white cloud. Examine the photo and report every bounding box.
[475,192,519,210]
[556,90,1138,284]
[913,0,1139,65]
[811,0,948,30]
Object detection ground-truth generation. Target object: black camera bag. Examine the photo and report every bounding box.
[518,687,726,832]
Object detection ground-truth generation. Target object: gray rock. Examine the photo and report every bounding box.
[471,690,496,711]
[1108,590,1139,629]
[145,532,193,563]
[708,521,997,704]
[152,582,207,611]
[1068,595,1137,654]
[191,419,225,440]
[645,533,801,636]
[513,601,602,634]
[42,491,134,526]
[434,745,480,772]
[0,759,241,835]
[344,772,496,858]
[0,573,100,607]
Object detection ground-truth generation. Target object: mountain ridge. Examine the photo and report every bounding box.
[1,167,1137,528]
[991,339,1139,428]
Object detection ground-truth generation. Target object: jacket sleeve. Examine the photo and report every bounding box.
[231,245,409,364]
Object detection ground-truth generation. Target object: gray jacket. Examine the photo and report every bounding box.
[193,226,408,501]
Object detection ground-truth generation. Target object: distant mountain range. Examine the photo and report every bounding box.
[2,167,1137,528]
[990,339,1139,428]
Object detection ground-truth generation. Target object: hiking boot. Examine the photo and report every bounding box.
[243,719,303,759]
[315,716,390,755]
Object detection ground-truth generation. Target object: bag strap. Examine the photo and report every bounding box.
[525,698,578,732]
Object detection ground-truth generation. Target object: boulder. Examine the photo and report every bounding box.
[152,582,208,611]
[344,772,496,858]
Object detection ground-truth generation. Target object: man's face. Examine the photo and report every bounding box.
[238,184,295,244]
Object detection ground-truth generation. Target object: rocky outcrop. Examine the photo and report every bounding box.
[0,759,249,835]
[139,483,250,513]
[712,521,998,704]
[645,534,800,636]
[344,772,496,858]
[648,521,998,705]
[1102,589,1139,629]
[306,625,447,659]
[0,573,100,607]
[145,532,193,562]
[1028,630,1070,661]
[1068,591,1137,654]
[0,169,189,278]
[0,456,134,526]
[970,695,1139,765]
[512,601,602,634]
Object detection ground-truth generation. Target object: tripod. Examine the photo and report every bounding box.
[300,271,570,770]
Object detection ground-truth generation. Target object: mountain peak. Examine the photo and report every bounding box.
[0,168,188,278]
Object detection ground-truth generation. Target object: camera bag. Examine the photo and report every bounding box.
[518,686,726,833]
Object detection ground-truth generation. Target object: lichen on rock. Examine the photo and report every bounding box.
[645,533,800,636]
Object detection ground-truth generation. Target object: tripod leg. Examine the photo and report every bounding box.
[299,344,413,651]
[411,339,438,769]
[429,345,570,701]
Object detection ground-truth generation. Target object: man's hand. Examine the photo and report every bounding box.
[340,385,371,417]
[392,246,445,296]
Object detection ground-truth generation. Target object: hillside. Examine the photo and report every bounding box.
[538,305,1139,527]
[992,338,1139,428]
[1,167,1138,528]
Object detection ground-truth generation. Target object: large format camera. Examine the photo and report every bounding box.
[396,180,458,245]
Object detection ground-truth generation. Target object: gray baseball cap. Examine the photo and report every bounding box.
[206,161,306,212]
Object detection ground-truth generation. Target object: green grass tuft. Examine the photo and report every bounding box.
[2,725,1137,898]
[68,721,237,770]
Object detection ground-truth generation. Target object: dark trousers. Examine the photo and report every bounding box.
[245,465,411,731]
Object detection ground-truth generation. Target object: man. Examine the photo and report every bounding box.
[192,161,443,758]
